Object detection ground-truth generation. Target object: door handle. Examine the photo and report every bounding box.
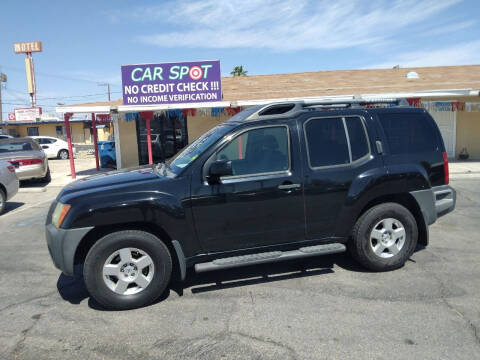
[278,183,301,190]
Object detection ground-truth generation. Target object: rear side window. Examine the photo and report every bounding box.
[378,113,437,154]
[345,117,369,161]
[304,117,350,167]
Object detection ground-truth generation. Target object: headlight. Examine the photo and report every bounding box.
[51,202,71,228]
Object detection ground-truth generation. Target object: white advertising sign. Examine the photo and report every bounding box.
[14,107,42,122]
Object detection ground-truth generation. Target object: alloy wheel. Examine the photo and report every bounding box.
[102,247,155,295]
[369,218,406,259]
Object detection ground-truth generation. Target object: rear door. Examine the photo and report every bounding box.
[301,113,379,239]
[191,121,305,252]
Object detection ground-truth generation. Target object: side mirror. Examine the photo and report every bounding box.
[207,160,232,183]
[42,145,48,149]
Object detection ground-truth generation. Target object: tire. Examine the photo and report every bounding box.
[84,230,172,310]
[349,203,418,272]
[0,189,5,215]
[41,168,51,183]
[58,149,69,160]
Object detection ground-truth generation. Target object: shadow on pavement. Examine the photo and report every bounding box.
[74,168,110,177]
[177,255,338,296]
[20,179,49,188]
[3,202,25,213]
[56,249,423,310]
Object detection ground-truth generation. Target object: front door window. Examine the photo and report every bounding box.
[214,126,290,177]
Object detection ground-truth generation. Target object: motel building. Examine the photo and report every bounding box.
[0,113,113,145]
[55,64,480,174]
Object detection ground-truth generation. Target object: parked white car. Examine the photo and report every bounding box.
[0,135,14,140]
[30,136,76,160]
[0,159,19,214]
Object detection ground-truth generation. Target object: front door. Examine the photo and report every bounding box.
[191,122,305,253]
[38,138,56,158]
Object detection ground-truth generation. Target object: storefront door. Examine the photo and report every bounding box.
[136,112,188,165]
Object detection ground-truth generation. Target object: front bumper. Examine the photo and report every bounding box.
[45,224,93,276]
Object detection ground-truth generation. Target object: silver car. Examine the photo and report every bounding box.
[0,137,50,182]
[0,160,19,214]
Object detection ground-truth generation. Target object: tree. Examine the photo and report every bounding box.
[230,65,248,77]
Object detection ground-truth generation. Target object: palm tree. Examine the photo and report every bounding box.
[230,65,248,77]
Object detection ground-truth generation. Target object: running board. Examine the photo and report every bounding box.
[194,243,346,273]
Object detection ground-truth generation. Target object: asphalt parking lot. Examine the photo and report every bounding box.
[0,178,479,360]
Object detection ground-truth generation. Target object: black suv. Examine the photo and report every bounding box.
[46,100,456,309]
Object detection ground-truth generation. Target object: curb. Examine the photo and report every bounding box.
[450,173,480,179]
[18,187,47,193]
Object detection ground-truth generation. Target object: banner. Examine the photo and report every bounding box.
[121,60,222,106]
[96,114,111,123]
[14,107,42,121]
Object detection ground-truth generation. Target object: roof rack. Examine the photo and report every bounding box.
[245,98,409,120]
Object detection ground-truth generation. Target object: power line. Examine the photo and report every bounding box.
[1,102,58,108]
[1,65,121,86]
[36,91,121,100]
[3,85,121,101]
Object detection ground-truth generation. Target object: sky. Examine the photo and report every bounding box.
[0,0,479,117]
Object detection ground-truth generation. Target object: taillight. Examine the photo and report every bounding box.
[9,159,43,166]
[7,165,15,173]
[442,151,449,185]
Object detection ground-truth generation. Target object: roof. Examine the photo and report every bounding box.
[60,65,480,110]
[1,119,89,126]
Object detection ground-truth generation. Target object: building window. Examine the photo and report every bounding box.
[27,127,39,136]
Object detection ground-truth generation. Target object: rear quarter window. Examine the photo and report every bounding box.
[345,117,369,161]
[377,112,438,154]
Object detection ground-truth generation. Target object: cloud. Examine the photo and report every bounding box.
[367,40,480,68]
[128,0,463,51]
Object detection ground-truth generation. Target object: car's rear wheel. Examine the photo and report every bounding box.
[58,149,69,160]
[84,230,172,310]
[0,189,5,215]
[41,168,51,183]
[349,203,418,271]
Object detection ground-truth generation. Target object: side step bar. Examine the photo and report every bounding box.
[194,243,346,273]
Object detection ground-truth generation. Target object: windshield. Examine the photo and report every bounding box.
[167,124,234,175]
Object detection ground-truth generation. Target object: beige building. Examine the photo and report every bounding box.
[56,65,480,167]
[0,119,113,145]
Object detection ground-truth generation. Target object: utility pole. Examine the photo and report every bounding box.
[0,73,7,123]
[98,83,111,101]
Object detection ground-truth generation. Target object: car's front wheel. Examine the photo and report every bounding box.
[58,149,69,160]
[349,203,418,271]
[84,230,172,310]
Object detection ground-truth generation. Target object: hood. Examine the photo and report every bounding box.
[60,165,162,197]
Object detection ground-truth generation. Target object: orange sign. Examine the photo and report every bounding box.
[13,41,42,53]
